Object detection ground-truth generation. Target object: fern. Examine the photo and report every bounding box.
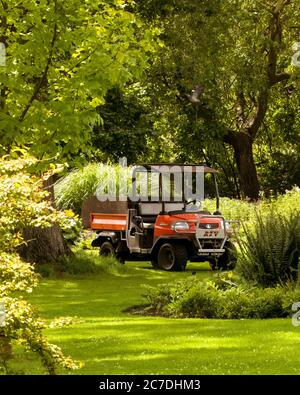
[238,210,300,287]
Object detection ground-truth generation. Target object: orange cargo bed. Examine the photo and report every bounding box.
[90,213,128,231]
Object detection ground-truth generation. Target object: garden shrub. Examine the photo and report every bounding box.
[55,163,132,214]
[0,157,81,374]
[237,210,300,287]
[142,275,300,319]
[34,263,55,278]
[58,209,83,244]
[205,188,300,222]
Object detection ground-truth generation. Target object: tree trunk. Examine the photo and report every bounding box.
[232,133,259,200]
[19,175,72,264]
[19,224,71,264]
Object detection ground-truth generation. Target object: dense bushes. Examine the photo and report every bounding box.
[238,211,300,287]
[205,188,300,221]
[0,157,80,374]
[143,275,300,319]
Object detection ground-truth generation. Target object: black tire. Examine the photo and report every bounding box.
[217,241,237,270]
[157,243,188,271]
[100,241,115,257]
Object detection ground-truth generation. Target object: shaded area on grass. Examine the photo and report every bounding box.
[9,262,300,375]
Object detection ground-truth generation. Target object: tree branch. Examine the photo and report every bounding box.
[223,128,238,145]
[235,89,247,129]
[246,2,291,138]
[19,1,58,122]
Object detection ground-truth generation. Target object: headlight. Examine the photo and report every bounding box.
[172,221,190,232]
[225,221,233,235]
[225,221,231,231]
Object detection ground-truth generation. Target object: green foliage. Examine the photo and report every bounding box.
[34,263,55,279]
[12,262,300,374]
[55,163,132,213]
[92,86,155,164]
[55,163,103,212]
[58,251,127,276]
[0,157,55,252]
[207,188,300,222]
[205,196,256,221]
[0,156,81,374]
[238,210,300,287]
[58,209,83,244]
[134,0,300,196]
[0,0,158,163]
[74,230,97,251]
[143,275,300,319]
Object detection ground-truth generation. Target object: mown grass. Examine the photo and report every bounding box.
[8,260,300,375]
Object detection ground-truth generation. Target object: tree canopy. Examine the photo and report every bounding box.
[0,0,157,164]
[0,0,299,195]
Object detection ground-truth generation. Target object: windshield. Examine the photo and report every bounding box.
[131,165,218,212]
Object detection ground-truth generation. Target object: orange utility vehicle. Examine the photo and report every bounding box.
[82,164,238,271]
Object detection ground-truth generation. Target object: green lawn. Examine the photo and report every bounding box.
[11,261,300,374]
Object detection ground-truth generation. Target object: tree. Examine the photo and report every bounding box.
[0,0,156,161]
[92,86,155,164]
[0,0,157,261]
[135,0,300,199]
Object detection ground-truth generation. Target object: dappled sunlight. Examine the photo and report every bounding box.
[21,260,300,374]
[93,353,170,363]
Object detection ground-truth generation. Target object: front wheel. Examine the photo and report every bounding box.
[217,241,237,270]
[157,243,188,271]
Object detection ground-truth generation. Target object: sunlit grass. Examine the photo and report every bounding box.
[8,261,300,374]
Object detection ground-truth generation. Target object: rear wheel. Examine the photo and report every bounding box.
[100,241,115,257]
[157,243,188,271]
[217,241,237,270]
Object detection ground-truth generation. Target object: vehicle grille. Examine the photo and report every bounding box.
[198,223,219,229]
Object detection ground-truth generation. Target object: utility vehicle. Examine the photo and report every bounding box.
[82,164,238,271]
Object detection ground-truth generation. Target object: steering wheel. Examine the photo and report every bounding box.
[185,199,202,211]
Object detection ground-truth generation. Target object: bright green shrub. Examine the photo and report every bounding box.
[143,276,300,319]
[206,188,300,222]
[58,209,83,244]
[238,211,300,287]
[0,157,81,374]
[169,285,221,318]
[55,163,132,214]
[204,197,256,221]
[55,164,103,213]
